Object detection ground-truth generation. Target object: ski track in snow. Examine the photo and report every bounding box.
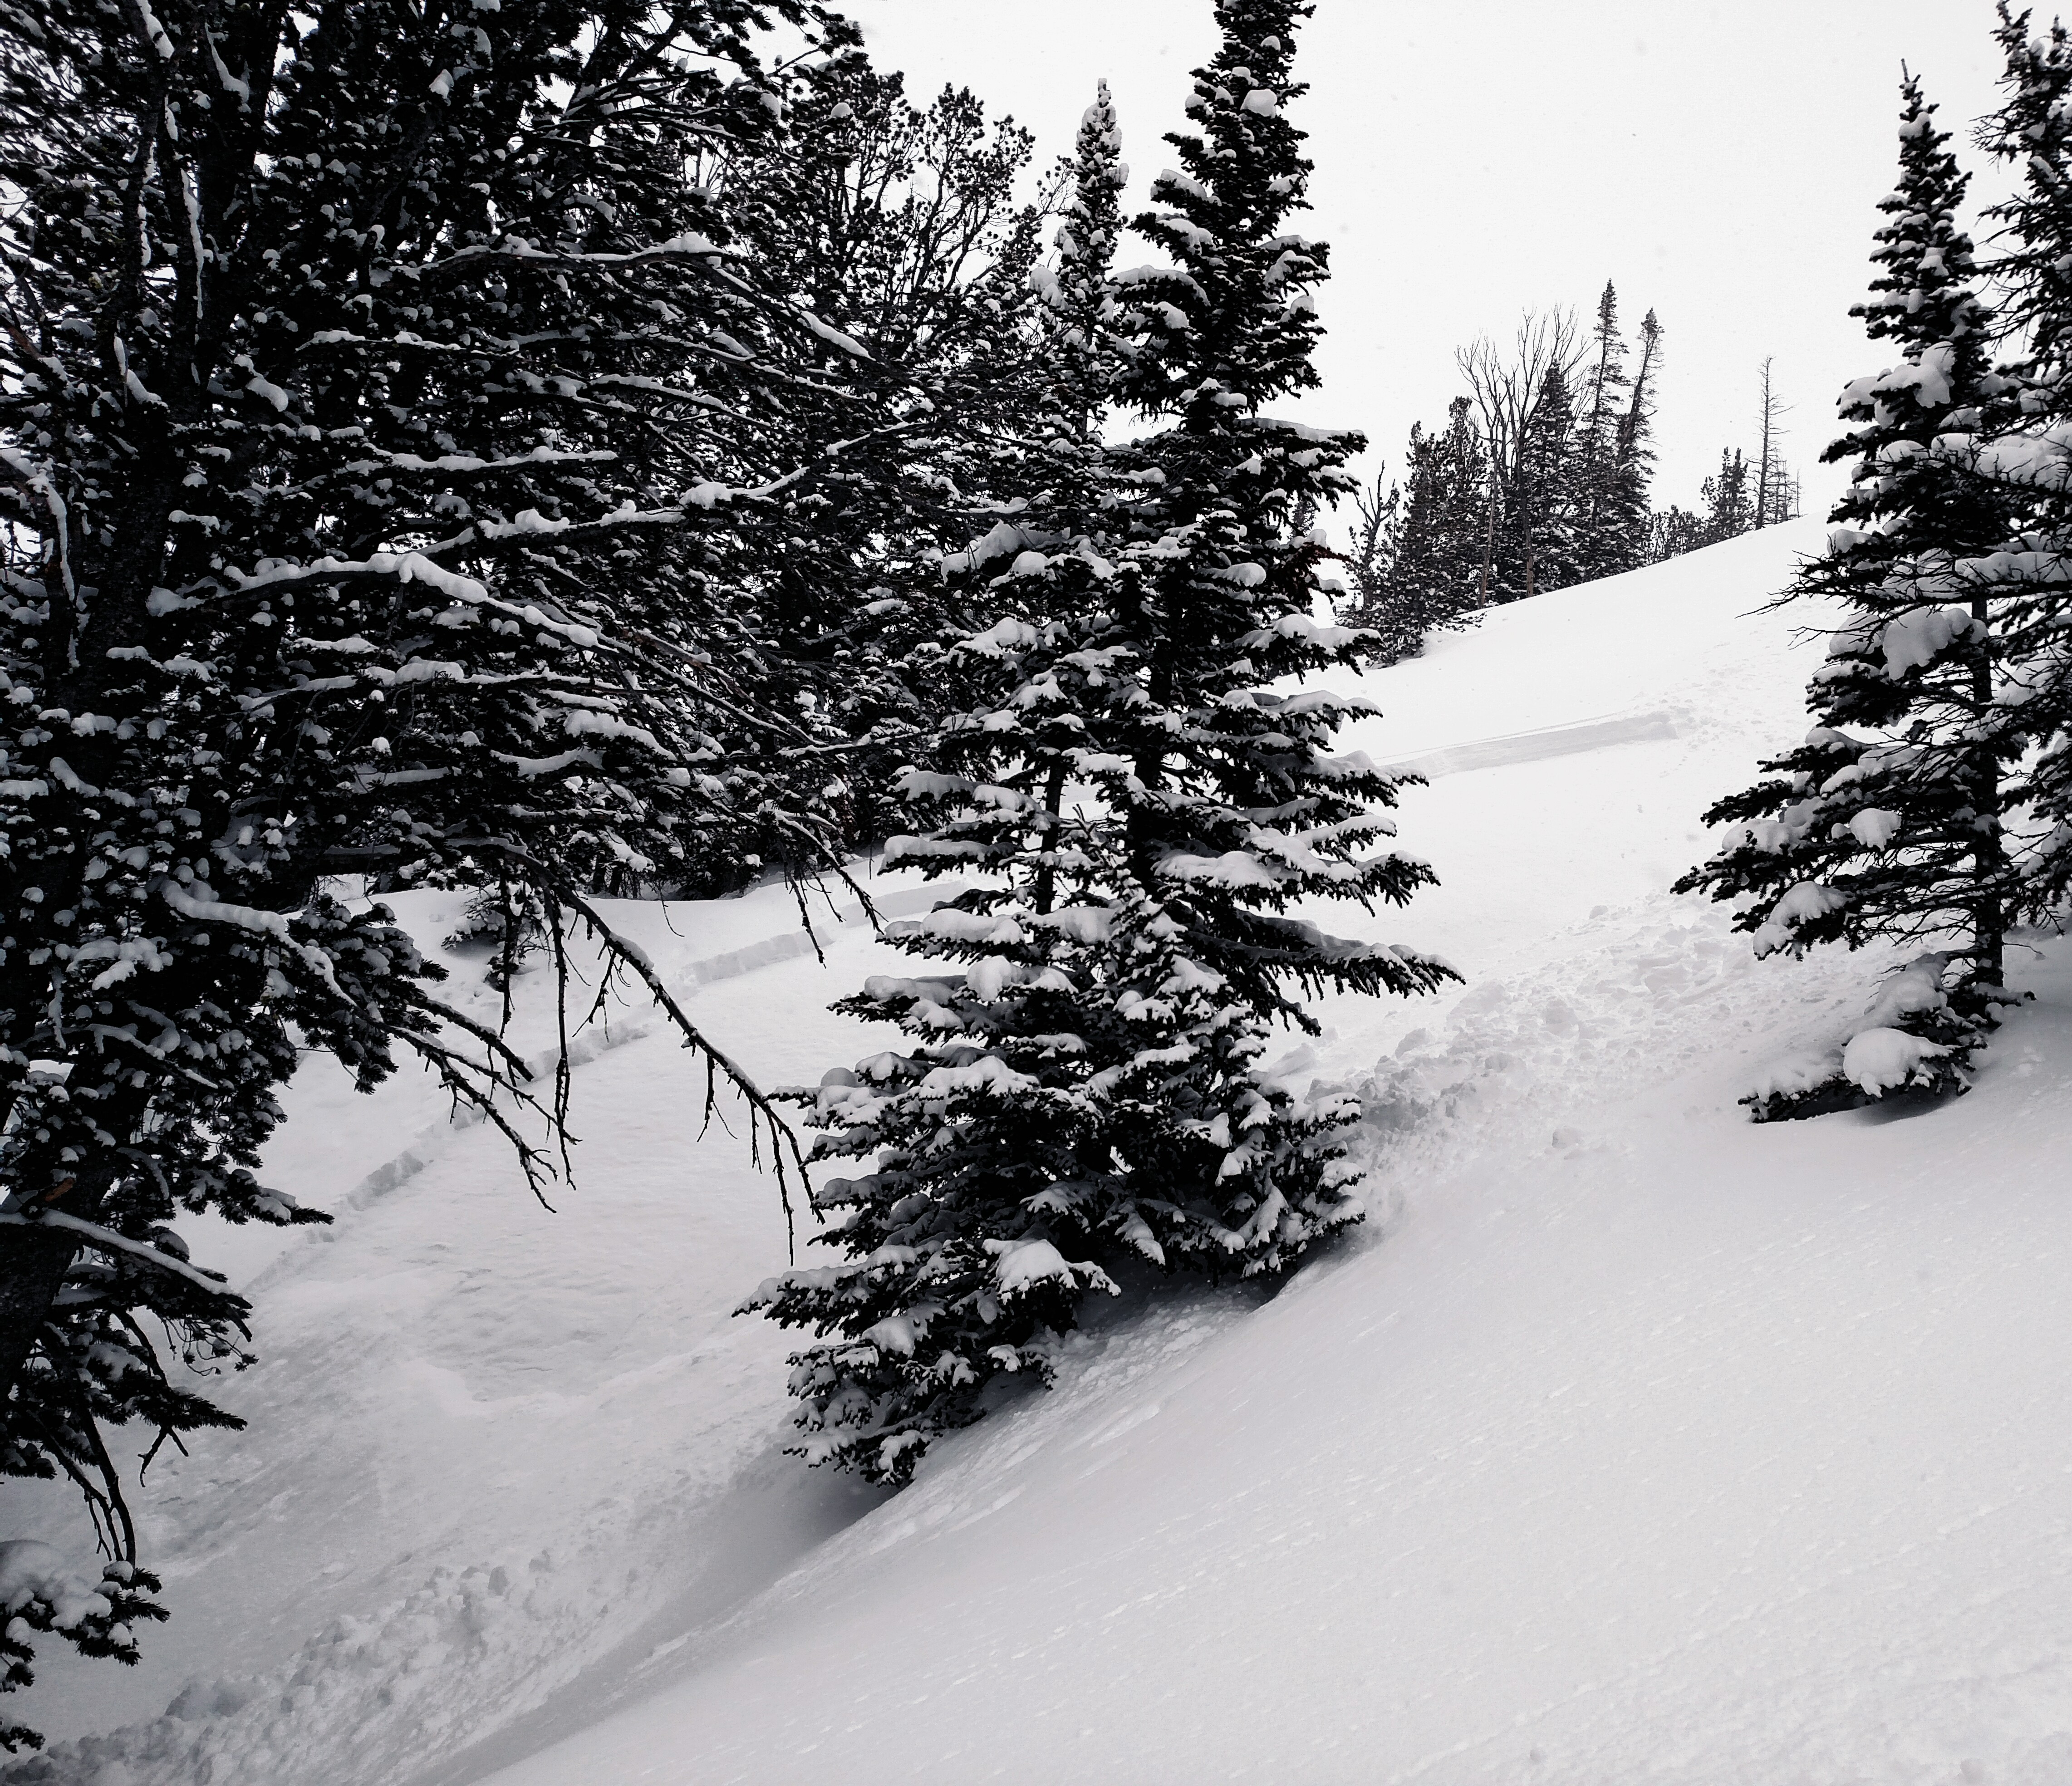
[1,883,967,1786]
[1379,707,1689,783]
[337,883,957,1216]
[15,520,2072,1785]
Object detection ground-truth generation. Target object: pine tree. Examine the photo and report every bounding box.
[1345,400,1487,660]
[746,5,1456,1485]
[1973,7,2072,927]
[1432,397,1498,605]
[1675,74,2016,1120]
[1034,81,1128,434]
[1573,281,1634,580]
[0,0,870,1740]
[1645,505,1705,563]
[1699,448,1754,543]
[1610,308,1664,569]
[1508,358,1583,595]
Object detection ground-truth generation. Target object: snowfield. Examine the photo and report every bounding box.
[12,517,2072,1785]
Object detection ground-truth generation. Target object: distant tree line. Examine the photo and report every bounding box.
[1340,292,1800,661]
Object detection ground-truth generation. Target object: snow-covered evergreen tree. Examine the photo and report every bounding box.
[0,0,886,1739]
[1510,359,1584,594]
[1034,81,1128,435]
[1700,448,1755,543]
[1676,74,2016,1119]
[1610,308,1664,568]
[746,5,1456,1485]
[1344,402,1487,661]
[1573,281,1635,581]
[1971,7,2072,929]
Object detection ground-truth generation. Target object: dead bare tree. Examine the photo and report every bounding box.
[1458,308,1587,599]
[1754,356,1793,529]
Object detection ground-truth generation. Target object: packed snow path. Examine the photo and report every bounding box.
[14,520,2072,1785]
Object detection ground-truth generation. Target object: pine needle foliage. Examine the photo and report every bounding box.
[0,0,911,1737]
[1676,75,2017,1118]
[747,1,1456,1486]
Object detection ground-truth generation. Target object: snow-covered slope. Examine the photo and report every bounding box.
[15,518,2072,1785]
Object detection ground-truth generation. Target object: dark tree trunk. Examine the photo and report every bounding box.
[1033,760,1068,915]
[1970,593,2006,986]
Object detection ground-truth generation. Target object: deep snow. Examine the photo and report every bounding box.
[11,517,2072,1785]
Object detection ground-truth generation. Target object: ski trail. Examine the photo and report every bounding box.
[338,883,957,1219]
[1380,708,1688,782]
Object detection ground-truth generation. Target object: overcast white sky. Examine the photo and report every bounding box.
[842,0,2016,528]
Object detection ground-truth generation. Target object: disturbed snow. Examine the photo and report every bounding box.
[12,517,2072,1786]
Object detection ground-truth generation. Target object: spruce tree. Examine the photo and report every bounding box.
[1609,308,1663,570]
[0,0,869,1739]
[1675,74,2016,1119]
[1508,359,1583,595]
[1034,81,1128,434]
[1345,401,1486,660]
[1432,397,1497,606]
[1974,7,2072,927]
[1700,448,1754,543]
[746,4,1456,1485]
[1573,281,1634,580]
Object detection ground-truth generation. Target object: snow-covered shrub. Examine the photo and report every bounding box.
[447,885,550,995]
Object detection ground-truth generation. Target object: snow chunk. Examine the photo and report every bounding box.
[1032,905,1114,944]
[959,617,1040,657]
[1748,1046,1844,1098]
[942,521,1036,579]
[0,1540,110,1629]
[1750,880,1847,956]
[1882,341,1955,409]
[985,1237,1116,1302]
[1878,605,1982,677]
[1841,1027,1948,1095]
[1159,851,1283,889]
[1861,954,1950,1030]
[863,1313,918,1358]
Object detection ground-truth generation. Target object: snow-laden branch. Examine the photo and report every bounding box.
[0,1210,244,1304]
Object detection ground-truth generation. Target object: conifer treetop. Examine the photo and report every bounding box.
[1984,5,2072,407]
[1824,72,1996,554]
[1855,75,1987,353]
[1118,0,1333,427]
[1034,79,1127,433]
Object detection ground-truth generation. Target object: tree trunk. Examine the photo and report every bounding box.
[0,1088,147,1404]
[1033,760,1068,915]
[0,1218,85,1405]
[1969,593,2005,988]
